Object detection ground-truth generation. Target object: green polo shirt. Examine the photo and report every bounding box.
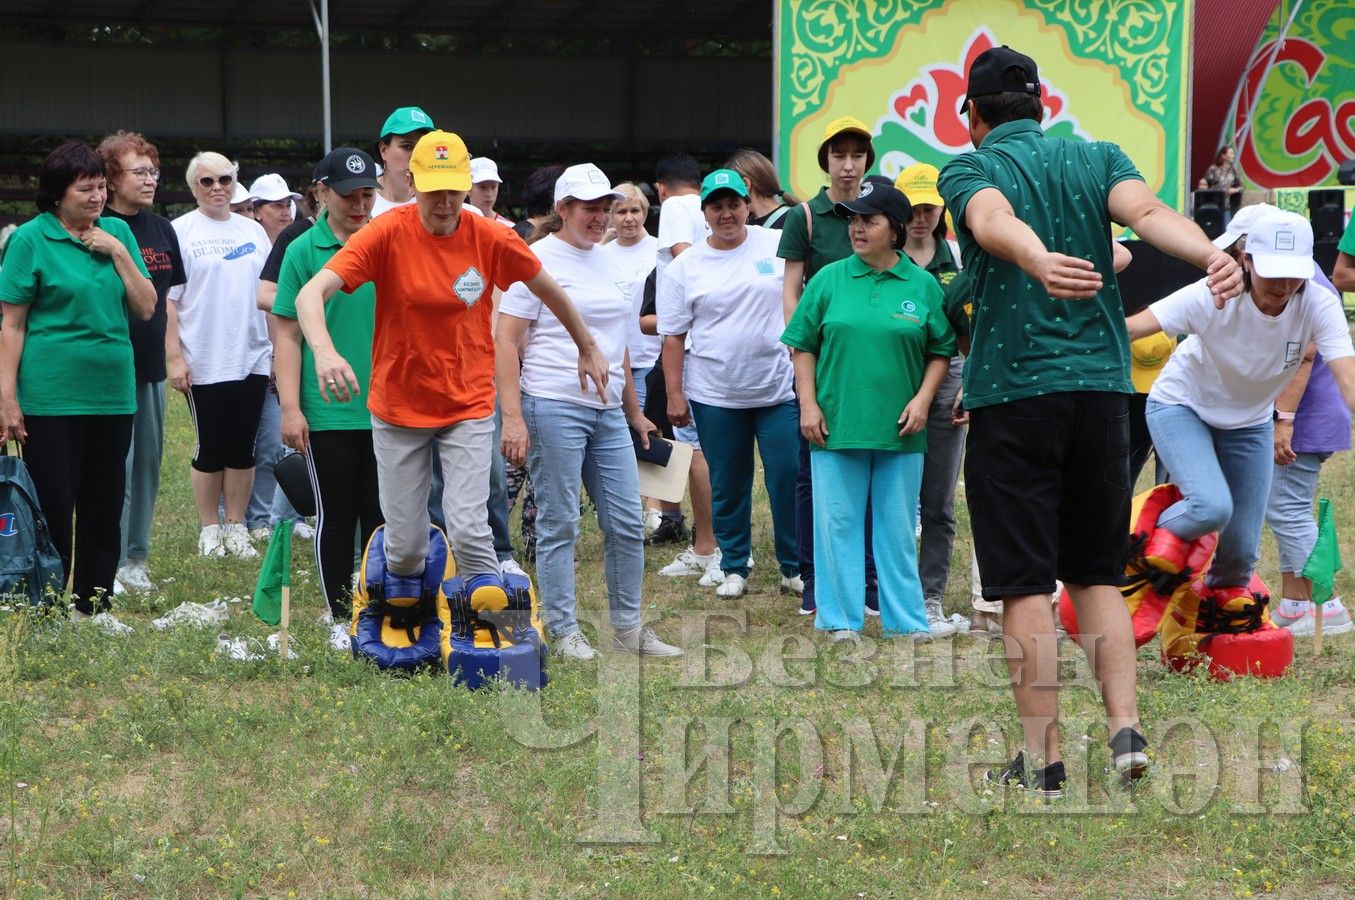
[922,238,961,290]
[0,212,148,415]
[942,268,974,340]
[1339,213,1355,256]
[776,187,855,283]
[272,211,376,431]
[781,252,956,453]
[938,119,1143,409]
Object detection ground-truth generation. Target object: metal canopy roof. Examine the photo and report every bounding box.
[2,0,775,40]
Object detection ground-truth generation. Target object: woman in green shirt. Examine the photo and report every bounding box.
[271,148,384,651]
[781,183,956,642]
[0,143,154,627]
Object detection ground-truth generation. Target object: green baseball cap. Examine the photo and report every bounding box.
[700,168,750,206]
[379,106,435,140]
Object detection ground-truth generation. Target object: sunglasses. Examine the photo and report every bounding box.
[197,174,235,188]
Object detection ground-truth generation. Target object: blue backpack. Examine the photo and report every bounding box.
[0,450,65,607]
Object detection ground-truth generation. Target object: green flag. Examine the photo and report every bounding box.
[1301,499,1343,605]
[252,519,294,626]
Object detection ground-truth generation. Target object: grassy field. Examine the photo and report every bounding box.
[2,397,1354,898]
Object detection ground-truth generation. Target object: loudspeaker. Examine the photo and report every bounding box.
[1338,159,1355,186]
[1308,189,1345,242]
[1193,189,1226,240]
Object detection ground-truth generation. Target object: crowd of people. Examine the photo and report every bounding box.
[0,45,1353,798]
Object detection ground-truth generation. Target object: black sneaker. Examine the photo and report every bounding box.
[865,579,880,617]
[1109,726,1149,785]
[799,575,816,616]
[644,518,688,546]
[984,750,1065,799]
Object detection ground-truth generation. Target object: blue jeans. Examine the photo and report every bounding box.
[689,400,799,578]
[811,449,926,636]
[1265,451,1332,574]
[246,389,301,528]
[523,395,644,638]
[428,404,514,560]
[631,366,651,411]
[1146,400,1273,588]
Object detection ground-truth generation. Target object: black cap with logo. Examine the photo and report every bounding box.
[833,181,912,227]
[964,45,1042,106]
[313,147,382,194]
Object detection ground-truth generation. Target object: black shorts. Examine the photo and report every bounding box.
[965,392,1131,598]
[186,374,269,472]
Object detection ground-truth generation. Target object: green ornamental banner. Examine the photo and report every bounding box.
[776,0,1192,210]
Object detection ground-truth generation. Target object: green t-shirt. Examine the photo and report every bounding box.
[938,119,1143,409]
[272,211,376,431]
[1338,212,1355,256]
[781,252,957,453]
[942,268,974,340]
[776,187,855,283]
[0,212,148,415]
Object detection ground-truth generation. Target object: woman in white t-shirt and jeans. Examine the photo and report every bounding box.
[1127,210,1355,606]
[497,163,683,662]
[659,169,801,600]
[168,151,272,559]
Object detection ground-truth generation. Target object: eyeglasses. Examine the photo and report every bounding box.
[129,167,160,181]
[197,174,235,188]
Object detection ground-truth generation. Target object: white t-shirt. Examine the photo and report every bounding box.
[656,194,710,279]
[167,210,272,385]
[600,234,660,371]
[501,234,629,410]
[1149,277,1354,429]
[657,226,794,409]
[370,192,414,219]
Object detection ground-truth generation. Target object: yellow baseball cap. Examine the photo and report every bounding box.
[409,131,472,192]
[818,115,876,171]
[1130,333,1176,393]
[895,162,944,207]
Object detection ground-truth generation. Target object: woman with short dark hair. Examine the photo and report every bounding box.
[0,142,155,629]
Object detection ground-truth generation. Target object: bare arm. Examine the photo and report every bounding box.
[257,280,278,312]
[783,258,805,323]
[1107,178,1242,306]
[639,312,659,336]
[1125,308,1164,342]
[792,349,827,447]
[1326,356,1355,413]
[670,242,692,258]
[294,268,354,402]
[1112,241,1132,273]
[1334,252,1355,293]
[272,315,308,451]
[523,269,609,401]
[165,299,190,392]
[661,334,690,428]
[621,348,655,447]
[495,313,532,467]
[0,302,28,442]
[1272,342,1317,466]
[963,187,1103,300]
[899,356,950,435]
[85,227,155,321]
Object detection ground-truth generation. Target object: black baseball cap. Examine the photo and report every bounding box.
[833,181,912,226]
[313,147,382,194]
[964,45,1041,107]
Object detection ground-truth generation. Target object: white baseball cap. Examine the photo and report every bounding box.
[470,157,502,185]
[1211,202,1282,250]
[1244,210,1315,280]
[248,173,302,203]
[230,182,250,205]
[553,163,626,203]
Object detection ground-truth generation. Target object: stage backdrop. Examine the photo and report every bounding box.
[1224,0,1354,190]
[775,0,1193,211]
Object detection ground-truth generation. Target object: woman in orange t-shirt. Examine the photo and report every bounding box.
[293,131,608,592]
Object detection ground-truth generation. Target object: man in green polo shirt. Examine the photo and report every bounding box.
[1333,213,1355,293]
[938,45,1243,798]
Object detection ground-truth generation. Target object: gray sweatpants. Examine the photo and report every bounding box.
[371,413,499,578]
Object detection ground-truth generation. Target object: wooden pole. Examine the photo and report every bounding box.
[1314,596,1323,655]
[280,584,291,659]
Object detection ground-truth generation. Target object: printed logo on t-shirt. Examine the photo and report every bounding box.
[453,266,486,306]
[755,258,775,276]
[893,298,921,324]
[223,243,257,261]
[140,246,174,274]
[1284,341,1303,369]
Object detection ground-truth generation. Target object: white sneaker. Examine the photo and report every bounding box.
[198,524,226,558]
[248,526,273,543]
[1277,597,1353,637]
[292,520,316,540]
[216,633,264,661]
[660,546,720,578]
[613,625,683,656]
[500,558,528,579]
[152,600,229,631]
[266,632,300,659]
[643,507,663,536]
[698,556,728,587]
[328,622,352,652]
[554,630,597,660]
[89,611,133,636]
[222,523,259,559]
[926,603,958,638]
[780,575,805,596]
[113,578,126,596]
[716,573,748,598]
[117,561,155,592]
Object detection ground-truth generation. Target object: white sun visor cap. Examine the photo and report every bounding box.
[1210,202,1283,250]
[553,163,626,204]
[470,157,502,185]
[248,173,302,203]
[1244,210,1315,280]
